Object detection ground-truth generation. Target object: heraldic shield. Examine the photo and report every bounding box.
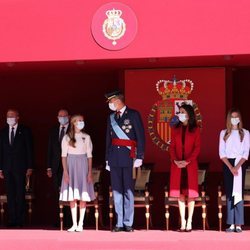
[148,77,202,151]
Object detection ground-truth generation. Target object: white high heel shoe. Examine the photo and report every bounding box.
[76,225,83,232]
[178,219,186,232]
[186,220,192,232]
[67,225,77,232]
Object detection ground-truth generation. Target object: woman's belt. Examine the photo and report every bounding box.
[112,138,137,158]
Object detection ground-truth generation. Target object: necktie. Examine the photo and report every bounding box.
[116,111,121,120]
[59,126,65,143]
[10,127,15,145]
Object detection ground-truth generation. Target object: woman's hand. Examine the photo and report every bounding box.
[87,173,93,183]
[182,161,190,167]
[174,160,186,168]
[229,166,238,176]
[63,170,70,184]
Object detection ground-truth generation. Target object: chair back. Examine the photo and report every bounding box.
[92,169,101,186]
[135,169,151,191]
[245,169,250,191]
[198,169,206,186]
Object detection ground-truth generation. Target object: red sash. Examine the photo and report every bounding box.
[112,138,137,158]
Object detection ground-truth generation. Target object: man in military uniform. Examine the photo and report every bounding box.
[105,90,145,232]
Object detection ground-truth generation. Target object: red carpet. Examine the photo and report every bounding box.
[0,229,249,250]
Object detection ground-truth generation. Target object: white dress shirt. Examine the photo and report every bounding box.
[219,129,250,160]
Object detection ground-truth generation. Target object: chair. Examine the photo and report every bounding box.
[0,174,35,225]
[218,167,250,231]
[109,163,154,230]
[165,162,210,231]
[59,167,103,231]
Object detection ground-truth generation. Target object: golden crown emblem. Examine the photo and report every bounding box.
[156,77,194,99]
[105,9,122,18]
[103,8,126,45]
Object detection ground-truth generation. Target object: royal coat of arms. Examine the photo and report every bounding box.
[148,77,202,151]
[102,9,126,45]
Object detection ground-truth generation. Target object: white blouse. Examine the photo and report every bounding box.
[61,132,93,158]
[219,129,250,160]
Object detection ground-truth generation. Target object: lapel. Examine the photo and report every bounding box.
[55,126,60,145]
[13,124,21,145]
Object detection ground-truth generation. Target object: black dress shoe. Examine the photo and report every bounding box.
[112,226,124,232]
[124,226,134,232]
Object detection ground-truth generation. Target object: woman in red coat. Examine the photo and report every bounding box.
[169,104,201,232]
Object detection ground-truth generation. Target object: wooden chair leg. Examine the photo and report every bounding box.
[0,202,4,225]
[164,189,170,231]
[145,204,150,230]
[109,187,113,231]
[28,200,32,225]
[59,204,64,231]
[202,204,206,231]
[95,203,99,231]
[201,191,206,231]
[218,187,222,232]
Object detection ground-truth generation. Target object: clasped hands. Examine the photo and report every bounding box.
[174,160,190,168]
[229,165,240,176]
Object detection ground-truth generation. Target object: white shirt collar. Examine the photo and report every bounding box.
[60,123,69,129]
[9,123,18,130]
[118,106,126,117]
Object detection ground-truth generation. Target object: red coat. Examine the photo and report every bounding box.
[169,126,201,198]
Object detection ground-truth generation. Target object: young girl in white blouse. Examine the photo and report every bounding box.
[59,114,95,232]
[219,109,250,233]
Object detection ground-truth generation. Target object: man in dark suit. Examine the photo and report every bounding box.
[105,90,145,232]
[47,109,70,191]
[47,109,70,227]
[0,109,33,227]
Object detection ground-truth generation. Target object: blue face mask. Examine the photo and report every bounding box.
[76,121,85,130]
[58,116,69,125]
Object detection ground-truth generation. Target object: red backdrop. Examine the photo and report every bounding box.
[125,68,226,172]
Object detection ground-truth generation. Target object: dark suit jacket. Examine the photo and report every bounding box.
[0,124,33,173]
[47,125,69,173]
[106,107,145,167]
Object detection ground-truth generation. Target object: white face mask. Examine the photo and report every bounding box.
[231,117,240,126]
[58,116,69,125]
[108,102,117,111]
[178,113,187,123]
[76,121,85,130]
[7,117,17,126]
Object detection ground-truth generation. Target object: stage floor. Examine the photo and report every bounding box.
[0,229,249,250]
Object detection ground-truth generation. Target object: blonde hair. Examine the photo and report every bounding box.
[224,109,244,142]
[67,114,84,147]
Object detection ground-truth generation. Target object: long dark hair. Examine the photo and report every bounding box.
[176,104,197,132]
